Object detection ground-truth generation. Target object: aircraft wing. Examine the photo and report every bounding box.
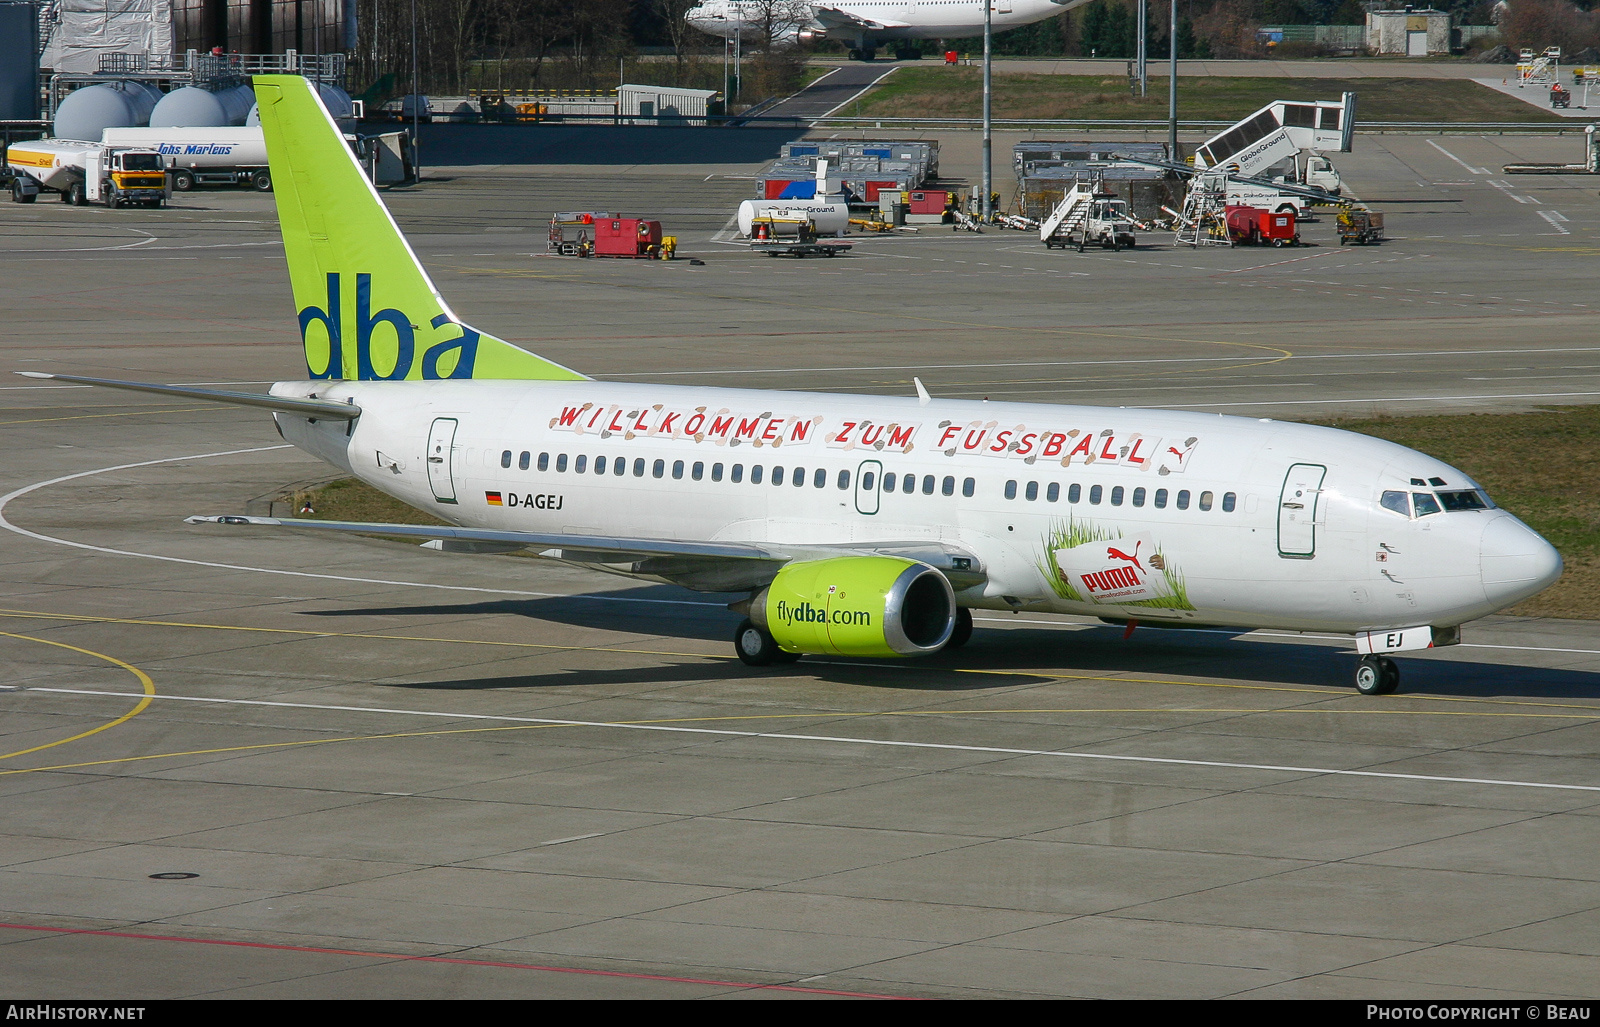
[811,5,911,30]
[186,515,985,592]
[17,372,361,420]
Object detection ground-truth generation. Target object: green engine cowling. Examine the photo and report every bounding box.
[749,556,956,657]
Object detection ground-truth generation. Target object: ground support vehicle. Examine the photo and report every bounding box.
[1225,205,1300,247]
[592,217,675,259]
[749,216,851,258]
[101,128,270,192]
[1041,185,1138,251]
[1337,208,1385,245]
[547,212,614,257]
[7,139,168,208]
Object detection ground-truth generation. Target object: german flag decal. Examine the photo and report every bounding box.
[485,491,503,506]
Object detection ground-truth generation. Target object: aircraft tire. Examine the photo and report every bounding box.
[946,607,973,649]
[1355,655,1400,695]
[734,619,780,666]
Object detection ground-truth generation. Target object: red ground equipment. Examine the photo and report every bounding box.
[593,217,665,258]
[1224,205,1299,247]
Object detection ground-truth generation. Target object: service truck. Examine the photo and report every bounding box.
[101,127,270,191]
[6,138,168,208]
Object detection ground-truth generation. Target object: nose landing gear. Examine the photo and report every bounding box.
[1355,654,1400,695]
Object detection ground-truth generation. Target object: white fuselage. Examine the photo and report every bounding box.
[271,378,1561,636]
[686,0,1072,47]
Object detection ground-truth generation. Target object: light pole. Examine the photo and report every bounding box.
[411,0,420,180]
[981,0,991,220]
[1137,0,1146,97]
[1167,0,1177,159]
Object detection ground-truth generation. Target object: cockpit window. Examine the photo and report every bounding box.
[1381,491,1410,517]
[1412,492,1442,517]
[1437,490,1488,512]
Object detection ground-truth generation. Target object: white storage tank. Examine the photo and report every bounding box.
[54,81,160,141]
[150,86,244,127]
[737,198,850,238]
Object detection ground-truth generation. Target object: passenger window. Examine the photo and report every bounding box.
[692,461,704,481]
[1199,491,1213,512]
[1089,485,1102,505]
[1222,492,1236,513]
[595,455,606,474]
[556,454,568,473]
[1025,481,1038,501]
[633,458,645,477]
[1132,487,1146,507]
[1155,489,1168,509]
[793,467,805,487]
[536,452,548,472]
[922,475,935,495]
[943,476,955,497]
[771,465,783,486]
[964,478,976,498]
[520,452,531,471]
[884,472,897,492]
[1111,486,1124,507]
[837,469,850,490]
[574,455,587,474]
[1068,483,1081,504]
[712,462,724,482]
[501,450,512,469]
[731,463,743,483]
[1177,490,1191,510]
[862,471,875,491]
[614,457,626,476]
[672,459,684,480]
[814,468,826,488]
[1413,492,1442,517]
[752,465,764,485]
[903,474,915,494]
[1005,480,1018,500]
[652,459,665,479]
[1381,491,1409,516]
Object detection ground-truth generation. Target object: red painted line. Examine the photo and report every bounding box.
[0,922,912,999]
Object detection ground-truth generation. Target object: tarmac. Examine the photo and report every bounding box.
[2,123,1600,999]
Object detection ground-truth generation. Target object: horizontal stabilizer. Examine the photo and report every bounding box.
[18,372,361,419]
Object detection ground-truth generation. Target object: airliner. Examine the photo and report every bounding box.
[29,76,1562,696]
[685,0,1089,61]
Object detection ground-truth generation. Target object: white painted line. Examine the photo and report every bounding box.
[19,686,1600,794]
[819,67,898,119]
[1539,210,1572,235]
[1427,140,1489,175]
[1133,391,1600,410]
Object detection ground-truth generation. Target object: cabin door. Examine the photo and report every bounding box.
[427,417,459,504]
[1277,463,1325,558]
[854,459,882,515]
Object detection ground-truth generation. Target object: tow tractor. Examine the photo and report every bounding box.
[7,139,169,208]
[749,216,852,258]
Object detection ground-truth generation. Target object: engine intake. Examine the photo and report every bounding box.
[746,556,956,657]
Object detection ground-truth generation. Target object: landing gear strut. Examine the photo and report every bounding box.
[734,619,801,667]
[1354,654,1400,695]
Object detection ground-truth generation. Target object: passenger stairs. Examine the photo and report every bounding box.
[1191,93,1357,177]
[1173,183,1230,247]
[1039,182,1093,244]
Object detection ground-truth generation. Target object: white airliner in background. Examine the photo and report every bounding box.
[686,0,1088,60]
[29,76,1563,696]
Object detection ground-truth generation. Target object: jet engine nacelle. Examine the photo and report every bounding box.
[747,556,956,657]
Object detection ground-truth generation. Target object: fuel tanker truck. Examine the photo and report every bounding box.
[6,138,168,207]
[101,127,270,191]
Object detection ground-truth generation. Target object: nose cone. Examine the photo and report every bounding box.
[1480,514,1563,608]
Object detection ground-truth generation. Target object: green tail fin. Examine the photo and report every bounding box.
[252,74,586,382]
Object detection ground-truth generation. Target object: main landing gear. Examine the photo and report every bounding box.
[734,619,801,667]
[1354,654,1400,695]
